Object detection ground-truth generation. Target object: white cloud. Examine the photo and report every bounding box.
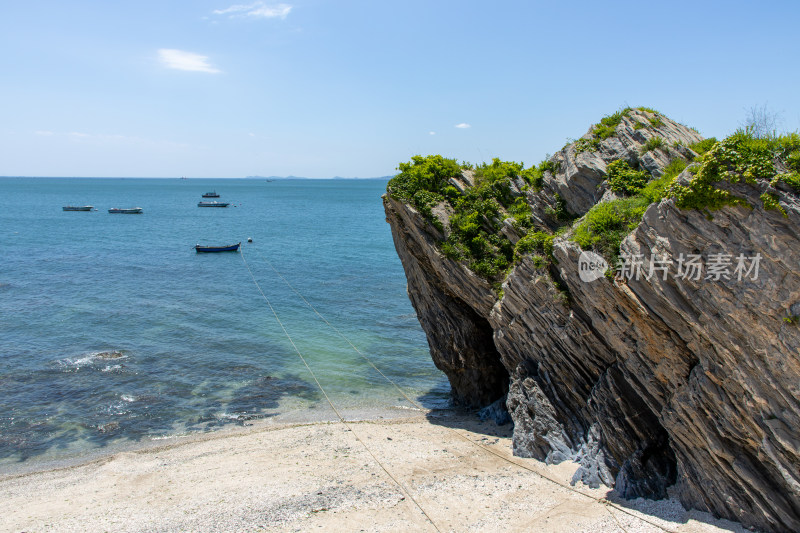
[213,2,292,19]
[454,123,471,129]
[429,131,436,135]
[35,130,54,136]
[158,49,221,74]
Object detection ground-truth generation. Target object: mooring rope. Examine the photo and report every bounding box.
[239,249,442,532]
[248,248,677,533]
[253,250,422,411]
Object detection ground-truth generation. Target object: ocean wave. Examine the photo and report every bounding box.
[56,350,129,370]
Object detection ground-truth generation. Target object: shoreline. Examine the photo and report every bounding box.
[0,402,430,478]
[1,412,749,532]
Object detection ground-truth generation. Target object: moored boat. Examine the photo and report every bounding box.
[195,242,241,253]
[198,201,229,207]
[108,207,143,214]
[202,191,220,198]
[63,205,94,211]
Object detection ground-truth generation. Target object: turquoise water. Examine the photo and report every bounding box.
[0,177,448,469]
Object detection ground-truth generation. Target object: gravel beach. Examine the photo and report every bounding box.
[0,412,750,532]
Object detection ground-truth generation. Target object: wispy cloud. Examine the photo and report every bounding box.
[35,130,54,136]
[213,2,292,19]
[454,123,471,129]
[158,49,221,74]
[429,131,436,135]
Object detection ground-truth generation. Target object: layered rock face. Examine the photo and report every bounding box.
[384,109,800,532]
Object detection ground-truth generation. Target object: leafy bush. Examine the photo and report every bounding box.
[640,136,665,154]
[388,155,461,201]
[544,193,573,222]
[514,231,555,261]
[571,155,687,264]
[667,128,799,211]
[607,160,650,196]
[637,159,686,203]
[573,196,651,265]
[592,109,630,140]
[575,137,600,153]
[520,158,559,190]
[774,172,800,191]
[760,192,786,216]
[688,138,717,158]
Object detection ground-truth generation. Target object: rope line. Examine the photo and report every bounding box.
[239,249,441,532]
[250,249,671,533]
[253,250,422,411]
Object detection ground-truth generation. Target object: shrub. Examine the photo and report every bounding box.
[761,192,787,216]
[635,159,686,204]
[575,137,600,153]
[592,109,630,140]
[544,193,573,222]
[573,196,650,265]
[514,231,555,261]
[773,172,800,191]
[640,136,665,154]
[520,158,559,190]
[387,155,462,204]
[667,128,800,212]
[607,160,650,196]
[688,138,717,159]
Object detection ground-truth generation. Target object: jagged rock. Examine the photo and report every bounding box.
[542,109,703,217]
[384,109,800,532]
[477,396,512,425]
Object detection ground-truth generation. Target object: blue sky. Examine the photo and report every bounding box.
[1,0,798,178]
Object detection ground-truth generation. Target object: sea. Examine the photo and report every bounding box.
[0,177,450,473]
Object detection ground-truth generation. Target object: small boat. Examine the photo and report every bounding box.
[108,207,143,214]
[202,191,220,198]
[198,201,229,207]
[195,242,241,253]
[63,205,94,211]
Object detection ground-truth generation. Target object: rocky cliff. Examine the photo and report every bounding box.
[383,108,800,532]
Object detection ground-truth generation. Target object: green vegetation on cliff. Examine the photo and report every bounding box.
[388,156,543,281]
[573,159,685,265]
[669,128,800,212]
[387,111,799,286]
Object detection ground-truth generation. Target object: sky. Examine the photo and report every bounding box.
[1,0,799,178]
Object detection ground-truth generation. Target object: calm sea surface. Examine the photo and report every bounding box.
[0,177,448,470]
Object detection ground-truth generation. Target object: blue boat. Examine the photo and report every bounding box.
[198,201,229,207]
[195,242,241,253]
